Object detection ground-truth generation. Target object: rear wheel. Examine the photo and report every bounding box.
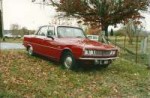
[62,52,77,70]
[28,46,34,56]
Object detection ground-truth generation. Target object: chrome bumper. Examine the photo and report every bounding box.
[79,57,118,60]
[79,57,118,65]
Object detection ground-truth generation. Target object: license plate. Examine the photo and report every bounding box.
[104,60,108,64]
[95,60,108,65]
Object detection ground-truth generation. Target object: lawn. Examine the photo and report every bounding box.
[0,50,150,98]
[0,38,23,43]
[109,36,150,65]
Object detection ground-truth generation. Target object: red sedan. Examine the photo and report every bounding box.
[23,25,118,70]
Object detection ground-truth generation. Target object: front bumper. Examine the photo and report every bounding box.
[79,57,118,65]
[79,57,118,60]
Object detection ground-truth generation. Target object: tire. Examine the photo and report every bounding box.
[62,52,77,70]
[28,46,34,56]
[100,64,110,68]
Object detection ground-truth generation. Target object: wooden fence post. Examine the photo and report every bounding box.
[115,35,117,47]
[148,54,150,69]
[135,36,139,64]
[124,35,126,53]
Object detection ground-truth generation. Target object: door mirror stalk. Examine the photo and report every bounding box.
[47,35,54,40]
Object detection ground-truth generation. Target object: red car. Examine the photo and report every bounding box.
[23,25,118,69]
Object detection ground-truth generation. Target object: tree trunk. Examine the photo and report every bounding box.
[102,25,108,39]
[0,9,5,41]
[104,26,108,37]
[0,10,3,38]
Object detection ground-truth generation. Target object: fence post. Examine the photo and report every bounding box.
[135,36,139,64]
[147,36,150,69]
[115,35,117,47]
[124,35,126,53]
[148,54,150,69]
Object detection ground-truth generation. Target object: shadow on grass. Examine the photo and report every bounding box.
[30,53,109,72]
[31,53,60,66]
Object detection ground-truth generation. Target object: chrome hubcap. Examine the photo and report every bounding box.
[28,47,33,55]
[64,56,73,69]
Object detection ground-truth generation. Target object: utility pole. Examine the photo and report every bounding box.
[0,0,4,40]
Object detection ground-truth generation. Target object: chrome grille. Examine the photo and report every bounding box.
[85,49,115,56]
[95,50,103,56]
[95,50,111,56]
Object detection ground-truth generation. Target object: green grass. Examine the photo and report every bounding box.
[109,36,150,65]
[0,50,150,98]
[0,38,23,43]
[109,36,143,52]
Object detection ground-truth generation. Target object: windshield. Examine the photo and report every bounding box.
[57,26,86,38]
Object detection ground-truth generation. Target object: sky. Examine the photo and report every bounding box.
[2,0,150,31]
[3,0,56,30]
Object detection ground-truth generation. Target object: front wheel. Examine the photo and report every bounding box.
[62,52,77,70]
[28,46,34,56]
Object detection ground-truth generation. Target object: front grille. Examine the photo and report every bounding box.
[102,51,112,56]
[95,50,103,56]
[95,50,112,56]
[85,49,115,56]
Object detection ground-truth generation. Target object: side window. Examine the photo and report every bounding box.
[38,27,48,36]
[47,26,54,36]
[87,36,92,39]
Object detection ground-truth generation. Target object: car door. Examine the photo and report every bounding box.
[42,26,61,59]
[34,26,48,54]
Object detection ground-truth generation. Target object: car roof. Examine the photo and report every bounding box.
[40,25,81,29]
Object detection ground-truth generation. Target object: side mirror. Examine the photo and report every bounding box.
[47,35,54,40]
[47,30,54,40]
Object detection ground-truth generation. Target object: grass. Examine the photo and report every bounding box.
[109,36,144,52]
[109,36,150,65]
[0,38,23,43]
[0,50,150,98]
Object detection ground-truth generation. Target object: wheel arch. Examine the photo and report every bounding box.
[26,44,32,51]
[60,48,72,62]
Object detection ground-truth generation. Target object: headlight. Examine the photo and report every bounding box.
[110,51,116,55]
[84,50,89,55]
[84,49,95,55]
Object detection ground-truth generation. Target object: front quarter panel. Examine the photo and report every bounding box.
[70,46,84,59]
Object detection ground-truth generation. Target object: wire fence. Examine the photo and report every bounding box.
[108,35,150,66]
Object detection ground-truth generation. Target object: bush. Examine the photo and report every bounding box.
[114,31,125,36]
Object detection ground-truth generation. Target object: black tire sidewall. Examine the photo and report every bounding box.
[62,52,77,70]
[28,46,34,56]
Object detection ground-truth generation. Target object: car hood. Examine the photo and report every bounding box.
[58,38,116,50]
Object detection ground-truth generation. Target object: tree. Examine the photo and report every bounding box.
[0,10,2,38]
[110,29,114,36]
[10,24,20,36]
[125,19,143,44]
[50,0,149,37]
[21,27,29,36]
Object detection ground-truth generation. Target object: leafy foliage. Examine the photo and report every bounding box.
[50,0,149,36]
[9,24,35,37]
[10,24,20,36]
[0,50,150,97]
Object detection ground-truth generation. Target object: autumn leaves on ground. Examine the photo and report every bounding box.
[0,50,150,98]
